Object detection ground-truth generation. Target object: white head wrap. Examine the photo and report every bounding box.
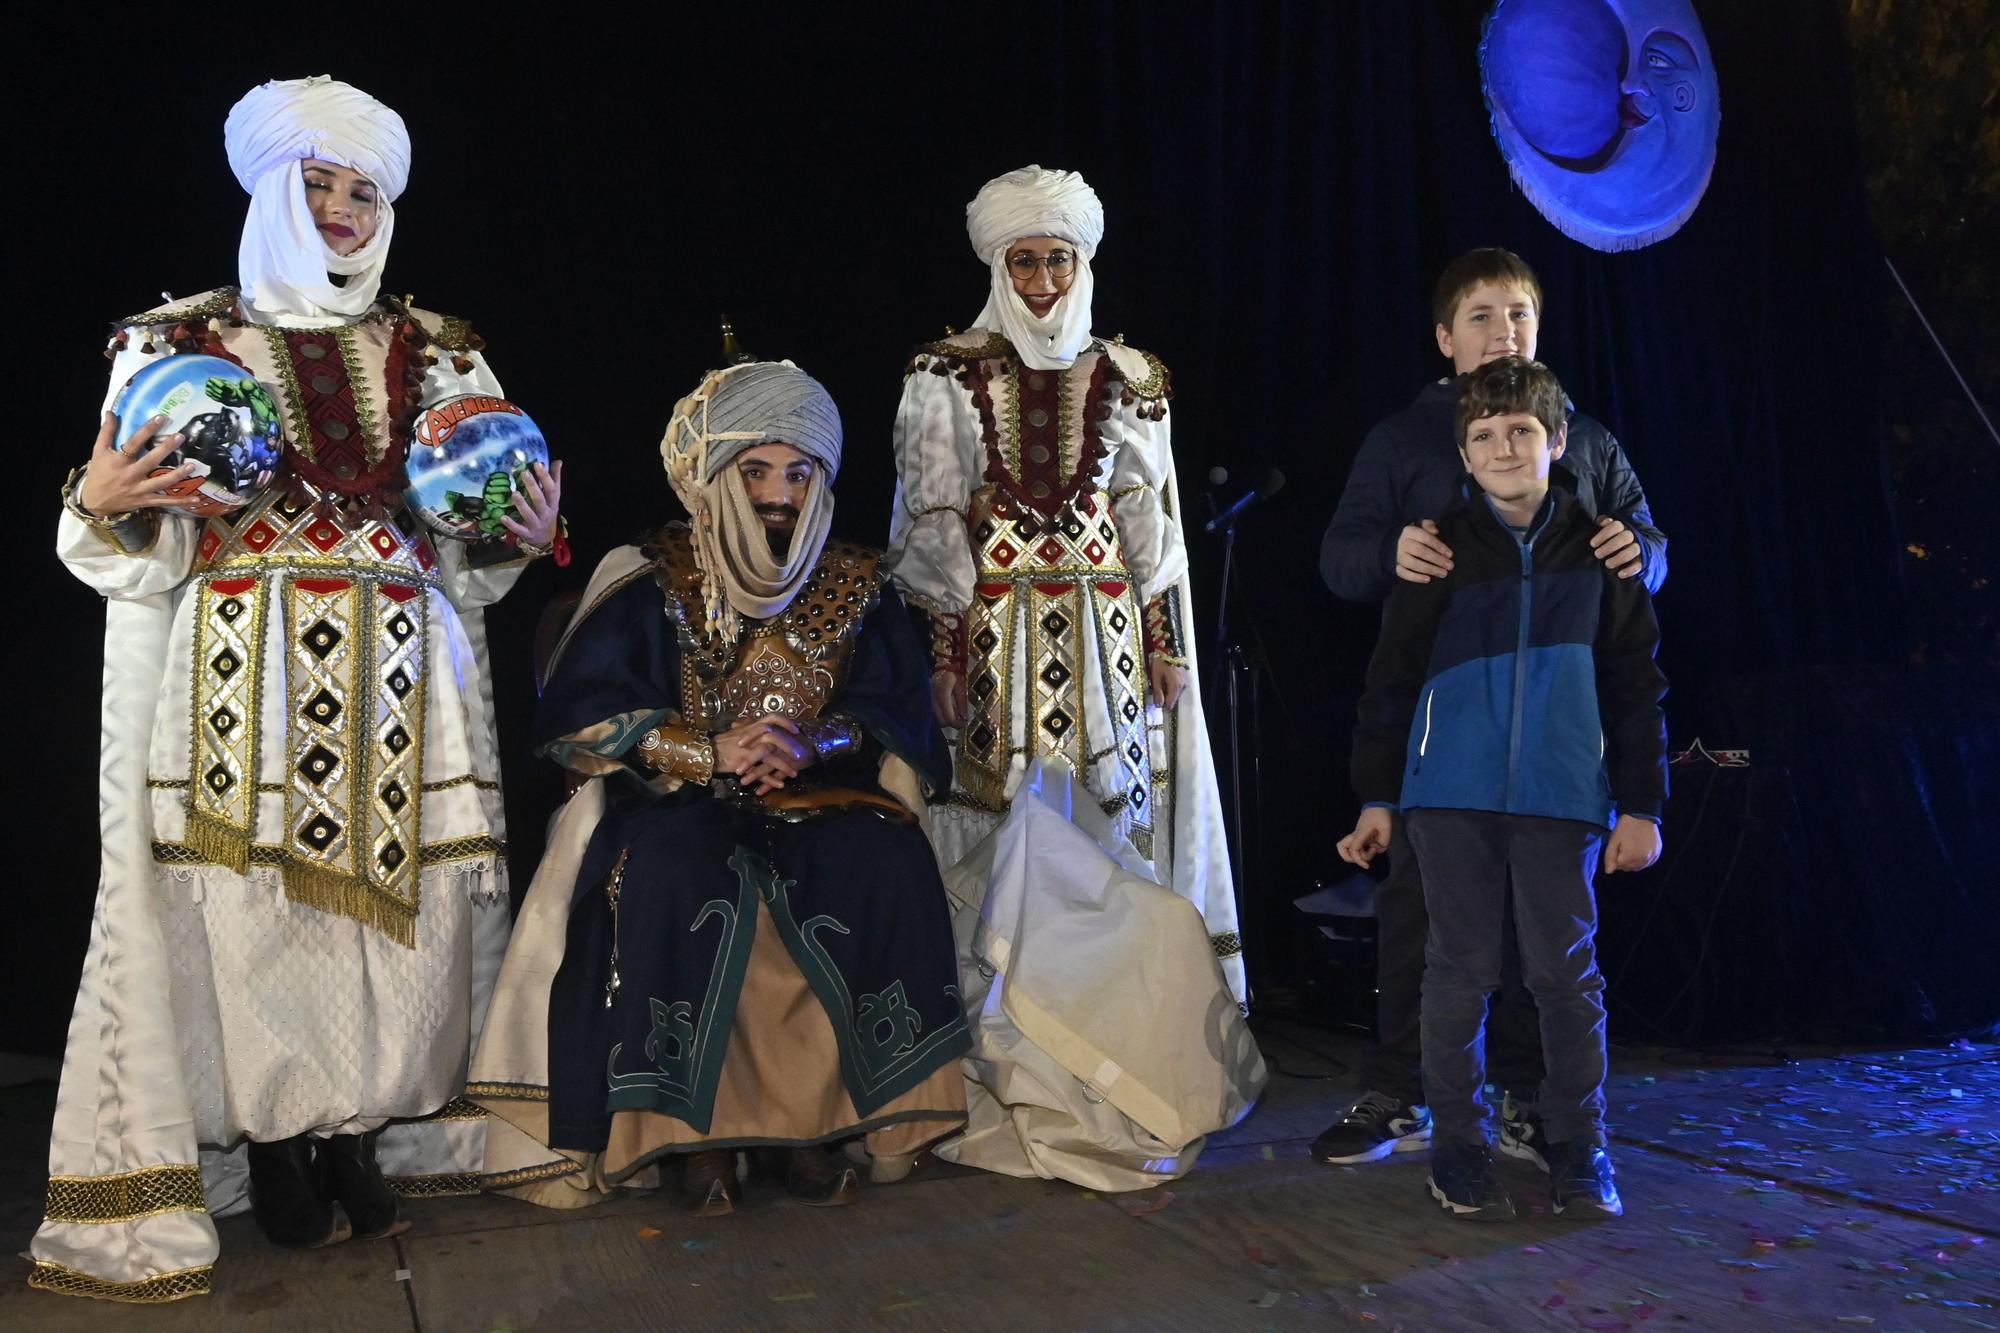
[659,361,844,635]
[225,77,411,320]
[966,166,1105,370]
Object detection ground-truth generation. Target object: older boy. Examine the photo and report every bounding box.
[1313,248,1667,1171]
[1337,357,1668,1220]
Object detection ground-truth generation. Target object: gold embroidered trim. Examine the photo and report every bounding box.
[27,1260,211,1304]
[152,833,502,867]
[261,325,318,464]
[44,1165,206,1224]
[407,308,483,353]
[485,1160,582,1190]
[1210,931,1244,959]
[386,1171,481,1198]
[467,1080,551,1101]
[912,331,1015,362]
[1110,483,1153,500]
[198,553,446,592]
[1099,340,1172,399]
[249,573,433,946]
[184,576,269,875]
[114,287,241,329]
[422,774,501,793]
[420,834,506,865]
[335,324,386,469]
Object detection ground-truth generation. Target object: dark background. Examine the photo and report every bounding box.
[7,2,1994,1056]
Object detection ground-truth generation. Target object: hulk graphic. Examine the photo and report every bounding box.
[195,377,284,489]
[445,466,528,538]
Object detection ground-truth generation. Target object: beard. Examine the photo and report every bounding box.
[757,503,799,557]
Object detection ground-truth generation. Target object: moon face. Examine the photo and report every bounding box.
[1481,0,1721,250]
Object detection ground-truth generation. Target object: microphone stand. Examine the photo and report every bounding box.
[1208,505,1266,979]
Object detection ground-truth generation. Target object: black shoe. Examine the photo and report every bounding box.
[679,1149,738,1217]
[1311,1092,1432,1165]
[248,1136,350,1249]
[1496,1092,1550,1172]
[1427,1141,1515,1221]
[319,1131,407,1239]
[1549,1140,1623,1217]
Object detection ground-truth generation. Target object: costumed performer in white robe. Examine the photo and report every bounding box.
[886,166,1265,1190]
[31,76,560,1304]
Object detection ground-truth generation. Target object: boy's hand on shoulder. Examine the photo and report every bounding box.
[1591,516,1644,580]
[1603,815,1662,873]
[1396,520,1454,583]
[1338,807,1394,868]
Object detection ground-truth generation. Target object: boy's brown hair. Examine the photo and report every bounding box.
[1455,356,1567,447]
[1431,247,1544,330]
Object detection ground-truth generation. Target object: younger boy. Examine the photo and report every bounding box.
[1336,357,1668,1221]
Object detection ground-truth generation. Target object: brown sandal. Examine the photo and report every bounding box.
[679,1149,738,1217]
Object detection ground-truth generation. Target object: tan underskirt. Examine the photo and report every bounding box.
[600,897,966,1179]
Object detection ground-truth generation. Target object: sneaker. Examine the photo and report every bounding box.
[1548,1140,1623,1218]
[1427,1141,1515,1221]
[1311,1092,1432,1164]
[1496,1092,1550,1172]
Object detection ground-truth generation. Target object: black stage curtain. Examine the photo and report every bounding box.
[9,2,1987,1054]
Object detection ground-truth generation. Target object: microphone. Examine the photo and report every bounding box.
[1207,465,1229,487]
[1204,466,1286,533]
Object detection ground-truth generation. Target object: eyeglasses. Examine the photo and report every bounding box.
[1007,251,1078,280]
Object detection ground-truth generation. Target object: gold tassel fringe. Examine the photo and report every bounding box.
[279,861,418,949]
[183,809,252,877]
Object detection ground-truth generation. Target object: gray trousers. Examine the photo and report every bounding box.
[1360,811,1549,1105]
[1406,809,1610,1149]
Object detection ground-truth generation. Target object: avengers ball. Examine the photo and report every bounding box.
[406,394,550,542]
[113,354,285,516]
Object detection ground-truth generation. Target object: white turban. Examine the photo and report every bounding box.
[966,166,1105,369]
[225,77,411,320]
[660,361,843,634]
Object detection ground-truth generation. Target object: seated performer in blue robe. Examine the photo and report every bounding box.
[470,361,969,1214]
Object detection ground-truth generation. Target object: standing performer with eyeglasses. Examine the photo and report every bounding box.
[886,166,1262,1191]
[32,77,559,1304]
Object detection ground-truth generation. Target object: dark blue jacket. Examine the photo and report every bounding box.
[1352,482,1669,828]
[1321,378,1668,603]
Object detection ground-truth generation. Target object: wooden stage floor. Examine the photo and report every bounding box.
[3,1029,1996,1331]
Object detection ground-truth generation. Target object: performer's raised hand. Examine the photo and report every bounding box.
[931,670,969,730]
[1337,807,1394,869]
[1589,515,1643,580]
[1601,814,1662,873]
[1149,658,1188,710]
[1396,519,1454,583]
[78,412,207,516]
[500,460,564,549]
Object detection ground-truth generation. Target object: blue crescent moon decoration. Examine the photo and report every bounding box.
[1480,0,1722,251]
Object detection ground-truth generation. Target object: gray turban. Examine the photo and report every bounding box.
[680,360,843,482]
[660,361,843,632]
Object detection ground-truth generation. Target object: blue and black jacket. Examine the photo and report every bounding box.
[1352,479,1669,828]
